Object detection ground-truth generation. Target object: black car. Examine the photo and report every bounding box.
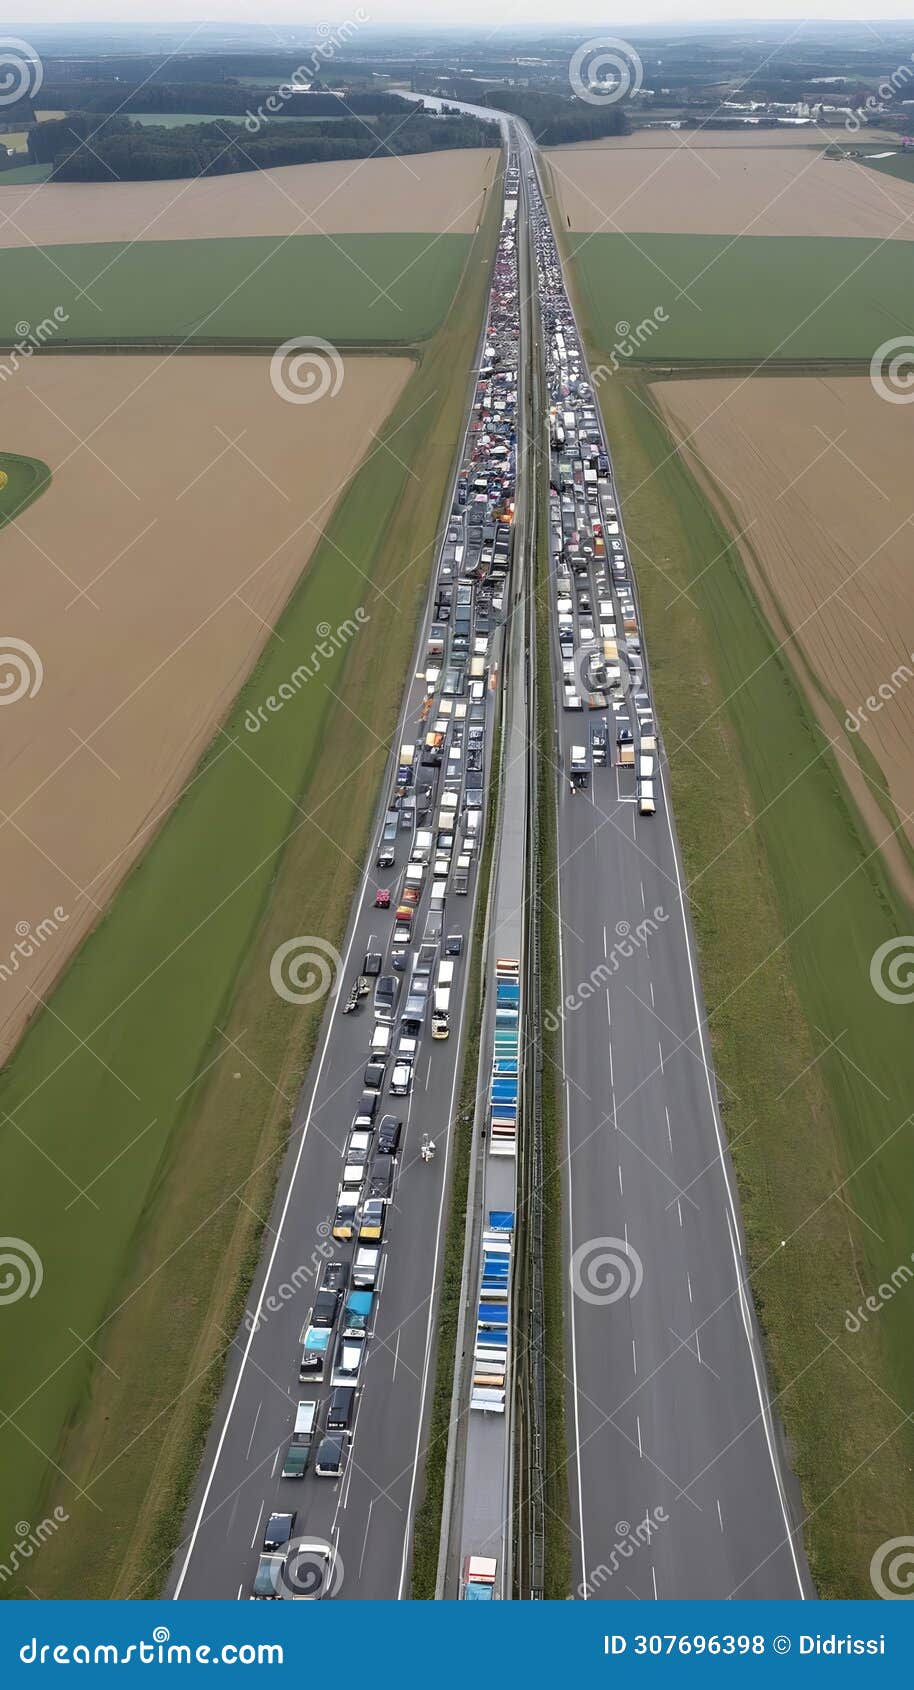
[377,1115,402,1156]
[358,1090,378,1121]
[321,1261,348,1297]
[263,1512,295,1551]
[363,951,382,977]
[364,1061,385,1092]
[445,932,463,957]
[390,949,408,972]
[368,1154,395,1201]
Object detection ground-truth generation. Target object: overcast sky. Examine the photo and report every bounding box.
[4,3,913,32]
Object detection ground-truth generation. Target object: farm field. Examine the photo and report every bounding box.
[0,167,501,1597]
[0,232,472,343]
[653,374,914,896]
[548,130,914,238]
[590,368,914,1597]
[0,147,496,245]
[565,231,914,361]
[0,351,411,1066]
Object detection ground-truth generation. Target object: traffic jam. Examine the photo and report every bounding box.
[527,168,659,813]
[249,161,522,1601]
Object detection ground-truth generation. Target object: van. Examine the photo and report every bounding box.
[639,781,656,816]
[373,978,398,1023]
[327,1386,356,1432]
[368,1154,395,1201]
[638,754,655,781]
[370,1021,391,1057]
[314,1434,345,1478]
[431,878,448,909]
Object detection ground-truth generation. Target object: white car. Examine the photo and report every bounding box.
[390,1059,413,1096]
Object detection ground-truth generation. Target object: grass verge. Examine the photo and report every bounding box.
[585,367,914,1597]
[2,177,503,1599]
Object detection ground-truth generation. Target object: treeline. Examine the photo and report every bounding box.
[34,82,411,119]
[42,53,375,85]
[34,111,499,183]
[479,89,629,146]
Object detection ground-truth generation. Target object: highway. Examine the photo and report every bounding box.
[170,154,524,1602]
[525,147,814,1601]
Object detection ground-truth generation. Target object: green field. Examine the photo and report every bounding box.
[861,149,914,184]
[0,162,51,185]
[0,452,51,525]
[0,177,502,1598]
[591,371,914,1596]
[568,232,914,362]
[0,232,472,344]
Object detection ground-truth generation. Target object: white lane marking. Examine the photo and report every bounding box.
[245,1401,262,1463]
[618,1163,624,1197]
[608,1037,614,1091]
[392,1329,401,1383]
[236,1584,243,1600]
[687,1273,693,1305]
[632,1338,637,1376]
[603,923,608,958]
[677,1200,683,1228]
[249,1501,264,1551]
[665,1104,673,1153]
[270,1446,280,1479]
[640,879,646,911]
[717,1498,724,1533]
[637,1414,643,1459]
[658,1040,664,1075]
[649,979,655,1009]
[652,1565,658,1600]
[657,758,805,1596]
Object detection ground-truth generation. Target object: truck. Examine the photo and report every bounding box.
[638,780,656,816]
[352,1245,381,1289]
[281,1399,319,1477]
[411,828,434,864]
[298,1324,332,1382]
[342,1289,374,1337]
[432,986,451,1039]
[570,743,590,791]
[462,1556,498,1599]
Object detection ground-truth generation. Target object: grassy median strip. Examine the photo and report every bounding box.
[0,451,51,526]
[588,368,914,1598]
[2,181,503,1599]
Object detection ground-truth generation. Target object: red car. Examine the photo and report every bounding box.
[374,888,391,909]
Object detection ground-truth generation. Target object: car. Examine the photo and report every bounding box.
[263,1511,295,1551]
[327,1385,357,1432]
[445,932,463,957]
[377,1114,402,1155]
[390,1056,413,1096]
[357,1089,378,1121]
[390,948,408,971]
[314,1433,346,1478]
[346,1128,372,1166]
[374,889,391,909]
[358,1198,386,1243]
[363,950,382,977]
[331,1333,365,1387]
[402,885,421,906]
[251,1553,284,1599]
[363,1060,385,1092]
